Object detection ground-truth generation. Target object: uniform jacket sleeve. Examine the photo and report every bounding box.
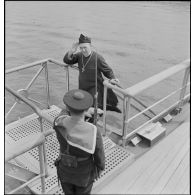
[98,54,115,79]
[93,128,105,171]
[63,52,79,65]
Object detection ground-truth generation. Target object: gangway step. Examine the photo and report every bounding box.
[5,162,37,183]
[5,105,135,194]
[30,145,135,194]
[5,105,63,174]
[5,105,118,174]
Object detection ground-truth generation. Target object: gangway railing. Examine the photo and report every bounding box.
[6,57,190,147]
[103,59,190,146]
[5,58,79,121]
[5,85,55,194]
[6,58,190,148]
[5,58,78,193]
[5,57,190,193]
[5,57,154,193]
[5,132,46,194]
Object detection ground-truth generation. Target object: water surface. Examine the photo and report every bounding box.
[5,1,190,125]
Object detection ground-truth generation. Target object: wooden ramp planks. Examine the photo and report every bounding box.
[149,140,189,194]
[160,151,190,194]
[97,121,189,194]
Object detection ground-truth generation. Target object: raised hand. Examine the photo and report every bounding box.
[71,42,79,53]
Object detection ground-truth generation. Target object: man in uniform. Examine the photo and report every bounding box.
[54,89,105,194]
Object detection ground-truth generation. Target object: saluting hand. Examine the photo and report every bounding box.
[71,42,79,53]
[67,42,79,59]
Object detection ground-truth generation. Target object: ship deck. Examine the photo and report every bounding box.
[5,103,190,194]
[94,118,190,194]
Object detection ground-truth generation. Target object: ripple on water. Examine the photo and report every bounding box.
[5,1,190,123]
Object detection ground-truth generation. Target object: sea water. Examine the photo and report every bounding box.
[5,1,190,125]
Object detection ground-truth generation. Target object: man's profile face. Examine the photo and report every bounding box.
[79,43,92,57]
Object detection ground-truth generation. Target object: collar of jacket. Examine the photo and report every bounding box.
[59,116,97,154]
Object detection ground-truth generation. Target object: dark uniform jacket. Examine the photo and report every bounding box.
[63,51,121,113]
[54,115,105,187]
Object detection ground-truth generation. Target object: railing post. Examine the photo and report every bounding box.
[39,117,48,177]
[44,61,50,109]
[103,85,108,136]
[65,66,70,92]
[178,66,190,109]
[38,144,46,194]
[26,65,45,91]
[122,97,131,147]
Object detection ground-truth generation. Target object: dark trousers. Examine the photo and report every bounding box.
[61,182,93,195]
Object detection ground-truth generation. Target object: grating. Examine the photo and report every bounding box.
[6,117,56,142]
[26,133,115,172]
[6,105,134,194]
[92,146,135,193]
[27,133,60,170]
[5,106,61,173]
[52,188,64,195]
[6,118,41,142]
[95,146,131,179]
[43,109,60,118]
[30,145,134,194]
[103,136,116,152]
[5,105,117,173]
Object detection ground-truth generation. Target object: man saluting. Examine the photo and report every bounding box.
[63,34,121,113]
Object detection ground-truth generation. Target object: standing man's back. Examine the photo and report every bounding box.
[53,89,105,194]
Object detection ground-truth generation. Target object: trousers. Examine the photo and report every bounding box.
[60,181,93,195]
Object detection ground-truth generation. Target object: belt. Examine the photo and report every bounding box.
[77,156,90,162]
[60,152,90,162]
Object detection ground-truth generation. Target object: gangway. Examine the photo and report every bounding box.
[5,104,135,194]
[5,58,190,194]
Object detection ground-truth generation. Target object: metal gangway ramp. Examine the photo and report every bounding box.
[5,105,135,194]
[5,58,190,194]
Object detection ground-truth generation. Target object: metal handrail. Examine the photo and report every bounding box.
[4,57,191,193]
[5,85,42,115]
[127,82,190,123]
[103,59,190,146]
[5,85,55,125]
[6,57,190,145]
[5,59,50,74]
[8,174,44,194]
[5,132,45,162]
[5,58,74,194]
[125,93,190,140]
[5,131,47,194]
[103,80,129,97]
[5,86,55,194]
[5,58,77,75]
[125,59,190,96]
[103,59,190,98]
[5,58,74,119]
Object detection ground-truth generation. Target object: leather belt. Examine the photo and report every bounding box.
[60,152,89,162]
[77,156,90,162]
